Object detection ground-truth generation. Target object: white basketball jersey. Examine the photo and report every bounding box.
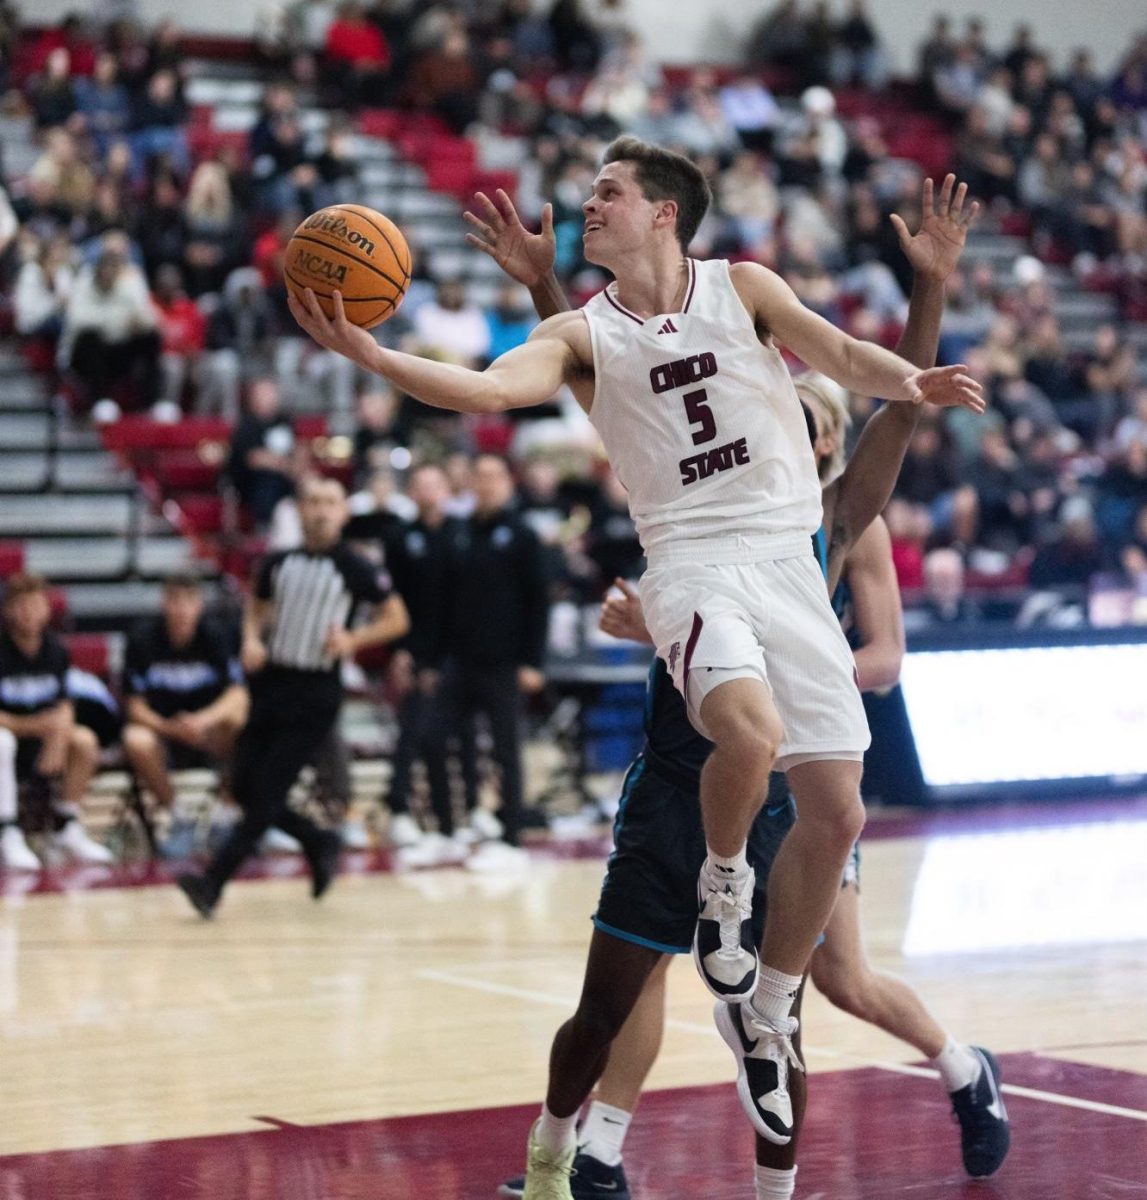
[583,257,822,563]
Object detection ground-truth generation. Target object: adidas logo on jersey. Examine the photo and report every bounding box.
[657,318,679,335]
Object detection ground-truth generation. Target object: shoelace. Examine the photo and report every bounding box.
[746,1013,803,1072]
[712,882,753,960]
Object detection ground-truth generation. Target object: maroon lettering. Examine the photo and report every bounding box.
[650,352,718,394]
[679,437,750,486]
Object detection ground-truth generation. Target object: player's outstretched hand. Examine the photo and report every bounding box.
[906,363,986,412]
[600,578,653,645]
[464,189,555,288]
[289,288,379,370]
[891,174,980,285]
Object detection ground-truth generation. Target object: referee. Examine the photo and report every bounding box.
[177,477,409,917]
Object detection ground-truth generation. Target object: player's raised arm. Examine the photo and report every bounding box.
[289,288,581,414]
[732,258,983,414]
[464,189,572,320]
[825,174,980,586]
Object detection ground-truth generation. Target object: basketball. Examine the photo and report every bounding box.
[284,204,411,330]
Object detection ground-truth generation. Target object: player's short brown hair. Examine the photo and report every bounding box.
[2,573,48,607]
[601,136,712,253]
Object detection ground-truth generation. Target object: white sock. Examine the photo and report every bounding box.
[705,845,749,880]
[931,1036,981,1092]
[755,1163,797,1198]
[578,1100,631,1166]
[536,1103,578,1156]
[750,964,803,1027]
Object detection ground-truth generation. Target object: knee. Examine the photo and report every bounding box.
[69,724,100,765]
[571,998,629,1050]
[122,724,160,758]
[711,710,783,776]
[801,791,865,849]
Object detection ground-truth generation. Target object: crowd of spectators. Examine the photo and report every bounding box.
[0,3,1145,629]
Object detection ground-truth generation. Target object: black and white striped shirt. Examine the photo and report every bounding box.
[256,545,391,674]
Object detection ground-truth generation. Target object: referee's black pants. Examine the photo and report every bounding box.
[431,661,524,845]
[388,685,454,834]
[205,670,340,890]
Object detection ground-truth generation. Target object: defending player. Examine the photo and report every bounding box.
[470,177,1005,1197]
[289,140,983,1157]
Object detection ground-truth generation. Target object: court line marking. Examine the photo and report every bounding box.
[417,969,1147,1124]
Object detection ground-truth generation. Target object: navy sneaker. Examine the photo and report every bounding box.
[950,1046,1010,1177]
[692,864,758,1002]
[176,872,219,919]
[498,1151,631,1199]
[714,1001,801,1144]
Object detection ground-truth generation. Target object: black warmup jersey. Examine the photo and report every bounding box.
[384,517,458,666]
[124,617,242,718]
[256,543,392,675]
[0,631,69,716]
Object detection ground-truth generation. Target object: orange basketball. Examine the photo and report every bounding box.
[284,204,411,330]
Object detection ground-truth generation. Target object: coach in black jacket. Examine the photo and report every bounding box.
[433,453,550,847]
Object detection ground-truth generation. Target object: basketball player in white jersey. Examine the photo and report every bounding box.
[289,136,983,1160]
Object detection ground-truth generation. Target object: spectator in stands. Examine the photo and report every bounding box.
[909,548,981,628]
[406,27,481,134]
[129,67,189,175]
[484,283,535,362]
[325,1,391,108]
[933,42,984,116]
[121,573,248,826]
[412,280,491,366]
[202,267,277,418]
[29,13,97,79]
[1029,498,1105,590]
[182,162,244,296]
[1117,504,1147,584]
[152,263,207,412]
[895,420,978,548]
[0,574,112,871]
[431,453,550,866]
[250,108,319,216]
[74,52,133,158]
[582,468,643,596]
[351,386,400,487]
[671,83,741,159]
[138,173,188,279]
[30,47,78,130]
[717,74,780,154]
[61,246,161,413]
[717,151,780,249]
[745,0,811,82]
[27,128,96,220]
[13,234,75,340]
[227,377,298,526]
[831,0,885,90]
[549,0,601,73]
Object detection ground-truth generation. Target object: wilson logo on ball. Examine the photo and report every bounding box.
[301,212,377,256]
[293,249,349,284]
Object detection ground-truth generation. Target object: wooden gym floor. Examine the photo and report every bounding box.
[1,796,1146,1198]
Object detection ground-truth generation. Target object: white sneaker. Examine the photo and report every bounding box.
[388,813,423,848]
[260,828,302,854]
[1,825,42,871]
[468,807,504,843]
[340,820,373,850]
[464,840,528,874]
[396,832,467,869]
[54,820,114,865]
[91,398,122,424]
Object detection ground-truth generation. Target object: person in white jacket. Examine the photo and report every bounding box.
[61,244,160,410]
[14,235,76,339]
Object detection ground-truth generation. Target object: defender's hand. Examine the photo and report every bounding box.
[600,578,652,644]
[890,174,979,285]
[464,189,555,287]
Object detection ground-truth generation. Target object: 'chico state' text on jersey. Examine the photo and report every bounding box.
[582,258,822,561]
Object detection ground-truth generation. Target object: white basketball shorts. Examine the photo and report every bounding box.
[639,553,870,769]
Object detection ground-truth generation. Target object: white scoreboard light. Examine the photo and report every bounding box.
[898,641,1147,793]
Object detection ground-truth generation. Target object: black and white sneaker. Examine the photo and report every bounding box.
[714,1001,801,1144]
[497,1151,630,1199]
[950,1046,1010,1177]
[692,864,758,1001]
